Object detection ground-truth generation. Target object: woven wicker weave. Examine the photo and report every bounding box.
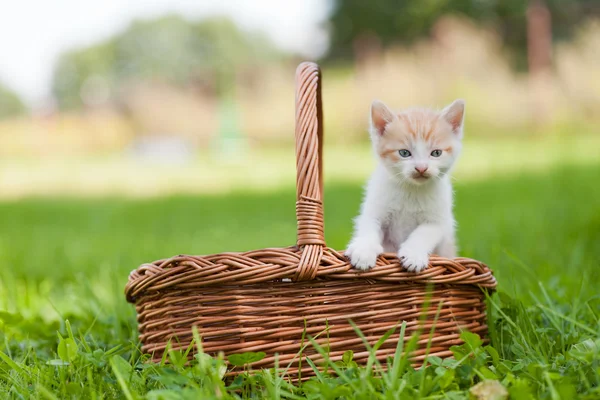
[125,62,497,377]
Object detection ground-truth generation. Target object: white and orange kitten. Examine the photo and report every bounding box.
[346,99,465,272]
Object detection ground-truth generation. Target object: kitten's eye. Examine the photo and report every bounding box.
[398,149,411,158]
[430,150,442,157]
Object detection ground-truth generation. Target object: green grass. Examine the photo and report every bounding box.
[0,161,599,398]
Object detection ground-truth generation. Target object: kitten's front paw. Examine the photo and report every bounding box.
[346,241,383,271]
[398,246,430,272]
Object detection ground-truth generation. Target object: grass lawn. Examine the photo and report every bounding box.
[0,159,599,398]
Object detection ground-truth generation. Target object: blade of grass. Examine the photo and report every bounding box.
[109,356,135,400]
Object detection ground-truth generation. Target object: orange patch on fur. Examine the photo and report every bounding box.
[379,148,400,162]
[396,110,441,141]
[423,124,437,141]
[375,108,456,159]
[396,114,416,139]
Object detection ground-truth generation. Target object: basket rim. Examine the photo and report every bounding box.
[125,246,496,303]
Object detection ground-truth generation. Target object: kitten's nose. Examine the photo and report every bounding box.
[415,166,428,175]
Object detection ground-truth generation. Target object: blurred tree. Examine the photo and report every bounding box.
[51,15,281,110]
[327,0,600,70]
[527,0,552,75]
[0,82,27,118]
[113,15,203,87]
[52,41,116,110]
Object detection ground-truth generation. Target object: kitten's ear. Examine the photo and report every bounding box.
[370,100,394,136]
[441,99,465,138]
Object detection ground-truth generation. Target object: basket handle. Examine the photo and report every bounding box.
[293,62,325,281]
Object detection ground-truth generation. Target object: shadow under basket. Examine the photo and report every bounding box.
[125,62,497,379]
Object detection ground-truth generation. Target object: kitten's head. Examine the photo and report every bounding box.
[369,99,465,186]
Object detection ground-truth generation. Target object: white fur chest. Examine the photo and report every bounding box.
[369,165,453,251]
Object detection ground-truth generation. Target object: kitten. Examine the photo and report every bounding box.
[346,99,465,272]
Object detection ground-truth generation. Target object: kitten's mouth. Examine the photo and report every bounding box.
[411,174,430,181]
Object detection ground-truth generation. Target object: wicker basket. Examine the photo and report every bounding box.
[125,62,497,378]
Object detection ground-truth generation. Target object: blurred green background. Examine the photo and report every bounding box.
[1,1,600,197]
[0,0,599,397]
